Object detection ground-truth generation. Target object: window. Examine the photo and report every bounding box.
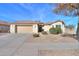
[56,25,61,28]
[52,25,54,28]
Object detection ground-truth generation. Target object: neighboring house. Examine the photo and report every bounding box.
[0,20,10,33]
[43,20,65,34]
[10,20,44,33]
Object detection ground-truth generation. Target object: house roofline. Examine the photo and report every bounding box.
[11,20,44,25]
[45,20,65,25]
[0,20,10,26]
[10,20,66,26]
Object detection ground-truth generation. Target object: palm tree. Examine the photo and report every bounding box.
[53,3,79,40]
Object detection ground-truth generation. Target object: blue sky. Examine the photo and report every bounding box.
[0,3,78,28]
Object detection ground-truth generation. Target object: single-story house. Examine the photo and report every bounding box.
[0,20,10,33]
[0,20,74,34]
[10,20,66,34]
[43,20,66,34]
[10,20,44,33]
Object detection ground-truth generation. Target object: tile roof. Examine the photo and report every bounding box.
[11,20,65,26]
[13,20,44,24]
[0,20,10,25]
[45,20,65,25]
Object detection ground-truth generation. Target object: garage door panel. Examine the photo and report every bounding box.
[17,25,33,33]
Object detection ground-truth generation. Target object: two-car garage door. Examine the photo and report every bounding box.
[16,25,33,33]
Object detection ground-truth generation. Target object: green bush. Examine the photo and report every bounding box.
[56,27,62,34]
[49,27,62,34]
[49,28,57,34]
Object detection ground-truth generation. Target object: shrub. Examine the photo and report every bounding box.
[41,31,48,35]
[33,33,40,37]
[49,28,57,34]
[56,27,62,34]
[49,27,62,34]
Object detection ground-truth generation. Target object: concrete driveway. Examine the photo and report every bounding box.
[0,33,79,56]
[0,33,31,56]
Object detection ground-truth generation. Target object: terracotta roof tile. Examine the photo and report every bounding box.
[13,20,44,24]
[11,20,65,26]
[45,20,65,25]
[0,20,10,25]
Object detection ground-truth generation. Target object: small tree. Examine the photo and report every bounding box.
[53,4,79,40]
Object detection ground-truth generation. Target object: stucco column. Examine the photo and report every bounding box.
[33,24,38,33]
[61,25,65,34]
[10,24,16,33]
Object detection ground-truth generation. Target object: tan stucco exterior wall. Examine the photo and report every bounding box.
[10,24,16,33]
[42,25,51,33]
[33,24,38,33]
[43,22,65,34]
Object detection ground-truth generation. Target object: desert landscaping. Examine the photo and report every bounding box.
[30,34,77,43]
[0,3,79,56]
